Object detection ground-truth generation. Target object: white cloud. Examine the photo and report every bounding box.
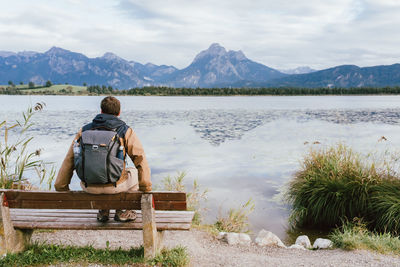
[0,0,400,69]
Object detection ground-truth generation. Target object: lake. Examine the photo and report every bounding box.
[1,95,400,240]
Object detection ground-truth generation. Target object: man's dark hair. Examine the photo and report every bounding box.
[101,96,120,116]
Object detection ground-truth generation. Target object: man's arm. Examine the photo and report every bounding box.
[124,128,152,192]
[54,130,82,191]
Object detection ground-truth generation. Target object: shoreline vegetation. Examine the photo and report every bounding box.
[3,83,400,96]
[287,143,400,255]
[287,144,400,234]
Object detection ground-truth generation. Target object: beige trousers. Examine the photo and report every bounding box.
[80,167,139,194]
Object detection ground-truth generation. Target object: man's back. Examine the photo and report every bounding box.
[54,96,151,222]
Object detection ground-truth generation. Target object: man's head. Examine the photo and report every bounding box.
[101,96,120,116]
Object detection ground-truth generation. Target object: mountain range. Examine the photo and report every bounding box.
[1,43,399,89]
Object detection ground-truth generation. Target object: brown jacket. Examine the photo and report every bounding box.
[54,128,152,192]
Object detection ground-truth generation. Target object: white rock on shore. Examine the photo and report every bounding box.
[313,238,333,249]
[295,235,312,249]
[288,244,307,250]
[238,233,251,245]
[217,232,226,240]
[220,232,251,246]
[254,230,286,248]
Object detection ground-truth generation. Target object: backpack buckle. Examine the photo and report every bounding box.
[92,145,99,150]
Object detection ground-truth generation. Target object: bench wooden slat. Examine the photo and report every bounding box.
[0,190,186,201]
[0,190,188,210]
[10,211,194,221]
[11,215,194,221]
[11,216,192,224]
[10,209,189,214]
[12,221,191,231]
[10,210,194,219]
[6,200,187,210]
[9,208,194,231]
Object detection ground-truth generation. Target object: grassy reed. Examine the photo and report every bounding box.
[287,143,400,233]
[369,179,400,234]
[0,103,55,189]
[214,198,255,233]
[159,171,208,225]
[330,220,400,255]
[160,172,255,233]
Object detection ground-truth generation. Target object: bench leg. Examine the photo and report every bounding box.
[0,193,32,254]
[141,194,160,258]
[157,230,164,251]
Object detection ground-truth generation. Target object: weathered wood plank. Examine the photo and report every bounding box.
[12,221,191,231]
[10,215,194,222]
[10,212,194,219]
[10,216,192,224]
[7,200,141,210]
[10,209,191,214]
[154,201,187,210]
[0,190,186,202]
[6,200,187,210]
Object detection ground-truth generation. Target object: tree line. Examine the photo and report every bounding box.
[112,86,400,96]
[3,83,400,95]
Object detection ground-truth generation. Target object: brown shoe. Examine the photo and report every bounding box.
[114,209,137,222]
[97,209,109,222]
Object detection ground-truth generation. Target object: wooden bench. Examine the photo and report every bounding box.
[0,190,194,258]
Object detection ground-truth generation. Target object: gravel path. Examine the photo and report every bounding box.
[32,229,400,266]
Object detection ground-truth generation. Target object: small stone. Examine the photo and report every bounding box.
[217,232,226,240]
[238,233,251,245]
[313,238,333,249]
[295,235,311,249]
[288,244,307,250]
[225,233,240,245]
[254,230,286,248]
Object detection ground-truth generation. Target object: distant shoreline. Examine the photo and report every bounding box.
[2,84,400,96]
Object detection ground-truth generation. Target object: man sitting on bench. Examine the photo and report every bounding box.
[54,96,152,222]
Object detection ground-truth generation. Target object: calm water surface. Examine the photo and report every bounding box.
[2,95,400,240]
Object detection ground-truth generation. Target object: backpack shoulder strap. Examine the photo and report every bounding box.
[82,122,93,133]
[116,124,129,139]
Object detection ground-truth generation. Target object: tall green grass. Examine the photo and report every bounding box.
[369,179,400,233]
[287,143,400,234]
[330,220,400,255]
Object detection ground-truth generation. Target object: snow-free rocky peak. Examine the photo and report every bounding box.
[45,46,71,56]
[102,52,126,62]
[193,43,228,63]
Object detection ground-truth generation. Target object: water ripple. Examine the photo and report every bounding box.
[2,108,400,145]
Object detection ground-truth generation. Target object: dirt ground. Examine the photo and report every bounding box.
[32,229,400,267]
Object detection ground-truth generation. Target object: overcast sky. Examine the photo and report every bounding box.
[1,0,400,70]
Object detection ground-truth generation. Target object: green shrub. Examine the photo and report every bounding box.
[369,179,400,234]
[287,143,400,233]
[214,198,255,233]
[330,220,400,255]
